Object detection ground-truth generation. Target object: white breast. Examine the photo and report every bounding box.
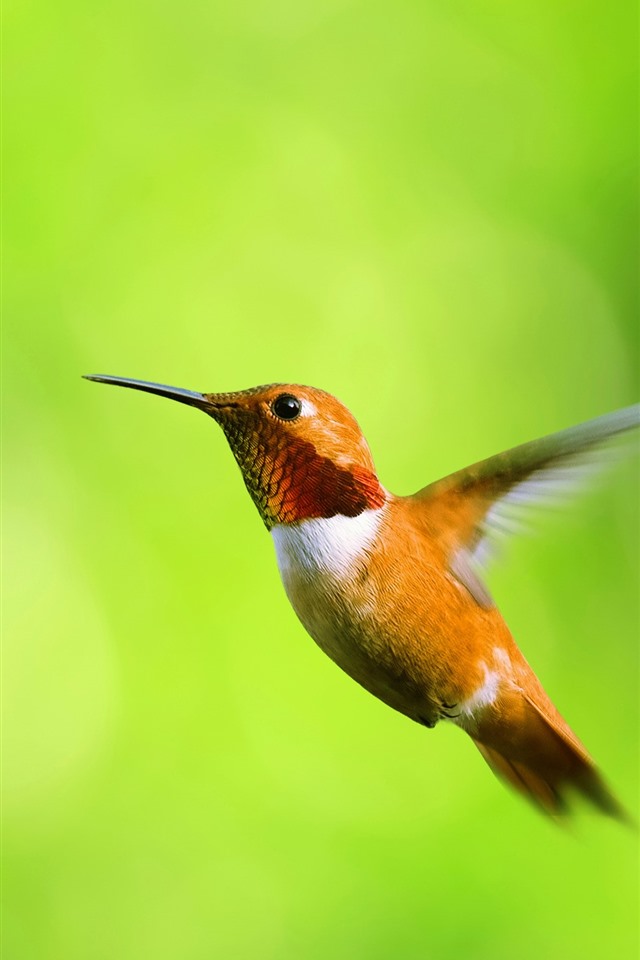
[271,508,386,582]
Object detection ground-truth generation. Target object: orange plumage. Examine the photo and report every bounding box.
[85,374,639,820]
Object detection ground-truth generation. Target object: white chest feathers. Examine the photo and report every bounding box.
[271,508,386,583]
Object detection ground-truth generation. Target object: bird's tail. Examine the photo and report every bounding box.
[469,684,627,821]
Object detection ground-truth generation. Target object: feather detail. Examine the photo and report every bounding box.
[414,404,639,595]
[469,687,628,820]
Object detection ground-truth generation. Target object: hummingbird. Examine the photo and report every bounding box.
[85,374,639,819]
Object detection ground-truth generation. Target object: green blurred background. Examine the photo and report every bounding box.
[4,1,639,958]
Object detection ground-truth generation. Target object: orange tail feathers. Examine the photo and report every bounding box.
[469,687,628,822]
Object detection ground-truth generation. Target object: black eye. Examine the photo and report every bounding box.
[272,394,302,421]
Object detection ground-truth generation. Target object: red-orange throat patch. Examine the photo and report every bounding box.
[232,431,385,529]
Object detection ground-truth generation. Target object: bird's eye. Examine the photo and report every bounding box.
[272,394,302,421]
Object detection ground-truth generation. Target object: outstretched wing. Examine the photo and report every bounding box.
[415,404,640,607]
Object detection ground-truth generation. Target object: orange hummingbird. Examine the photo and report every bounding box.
[85,374,639,819]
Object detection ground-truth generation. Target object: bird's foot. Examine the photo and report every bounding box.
[439,702,461,720]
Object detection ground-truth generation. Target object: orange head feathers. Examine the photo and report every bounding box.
[84,376,385,528]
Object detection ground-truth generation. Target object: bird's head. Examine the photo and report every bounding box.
[84,376,386,528]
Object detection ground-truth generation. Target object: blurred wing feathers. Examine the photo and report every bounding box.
[416,405,640,606]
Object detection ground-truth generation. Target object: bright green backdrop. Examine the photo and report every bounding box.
[4,2,639,958]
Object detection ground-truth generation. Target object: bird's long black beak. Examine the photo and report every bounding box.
[83,374,212,411]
